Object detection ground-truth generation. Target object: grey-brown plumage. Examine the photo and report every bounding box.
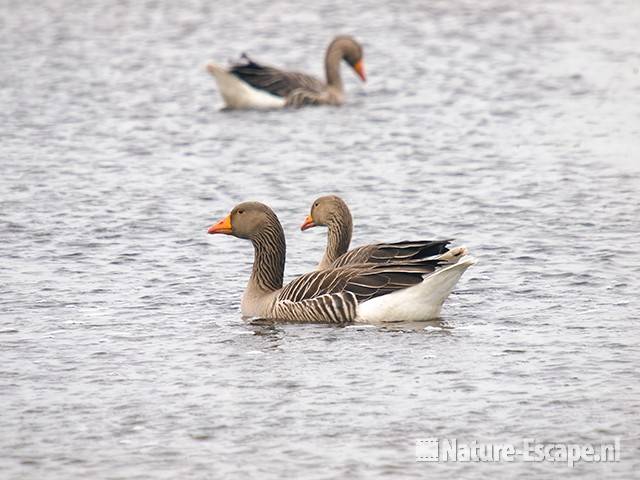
[273,260,441,323]
[227,35,365,107]
[208,202,444,324]
[230,54,326,99]
[302,195,451,269]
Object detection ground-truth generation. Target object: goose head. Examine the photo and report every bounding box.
[327,35,366,83]
[208,201,278,240]
[342,37,366,82]
[301,195,352,231]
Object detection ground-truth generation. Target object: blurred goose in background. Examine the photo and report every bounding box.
[301,195,469,269]
[206,35,366,109]
[208,202,475,323]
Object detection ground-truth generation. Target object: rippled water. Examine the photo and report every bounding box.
[2,0,639,478]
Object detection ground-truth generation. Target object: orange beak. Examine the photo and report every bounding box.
[353,60,366,82]
[300,215,316,231]
[208,214,232,234]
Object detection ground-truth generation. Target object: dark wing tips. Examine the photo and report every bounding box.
[370,239,452,263]
[235,52,259,68]
[415,239,452,258]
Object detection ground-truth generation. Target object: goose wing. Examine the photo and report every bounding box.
[273,260,442,323]
[230,54,325,98]
[271,257,475,324]
[278,259,443,304]
[331,240,452,268]
[285,88,332,107]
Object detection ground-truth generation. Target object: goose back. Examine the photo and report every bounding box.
[331,240,452,268]
[230,55,325,99]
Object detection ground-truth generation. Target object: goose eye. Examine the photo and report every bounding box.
[314,203,319,208]
[238,209,244,214]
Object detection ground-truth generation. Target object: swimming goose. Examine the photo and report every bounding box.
[208,202,475,323]
[301,195,469,269]
[206,35,366,109]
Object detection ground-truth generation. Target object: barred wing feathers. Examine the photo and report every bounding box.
[274,260,443,322]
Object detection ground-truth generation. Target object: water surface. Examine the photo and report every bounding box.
[1,0,639,478]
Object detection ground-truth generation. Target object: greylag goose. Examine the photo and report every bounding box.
[206,35,365,109]
[301,195,469,269]
[207,202,475,323]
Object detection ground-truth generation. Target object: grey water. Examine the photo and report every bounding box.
[1,0,639,478]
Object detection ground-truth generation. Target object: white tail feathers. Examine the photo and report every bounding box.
[439,245,469,264]
[356,256,476,323]
[205,62,286,110]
